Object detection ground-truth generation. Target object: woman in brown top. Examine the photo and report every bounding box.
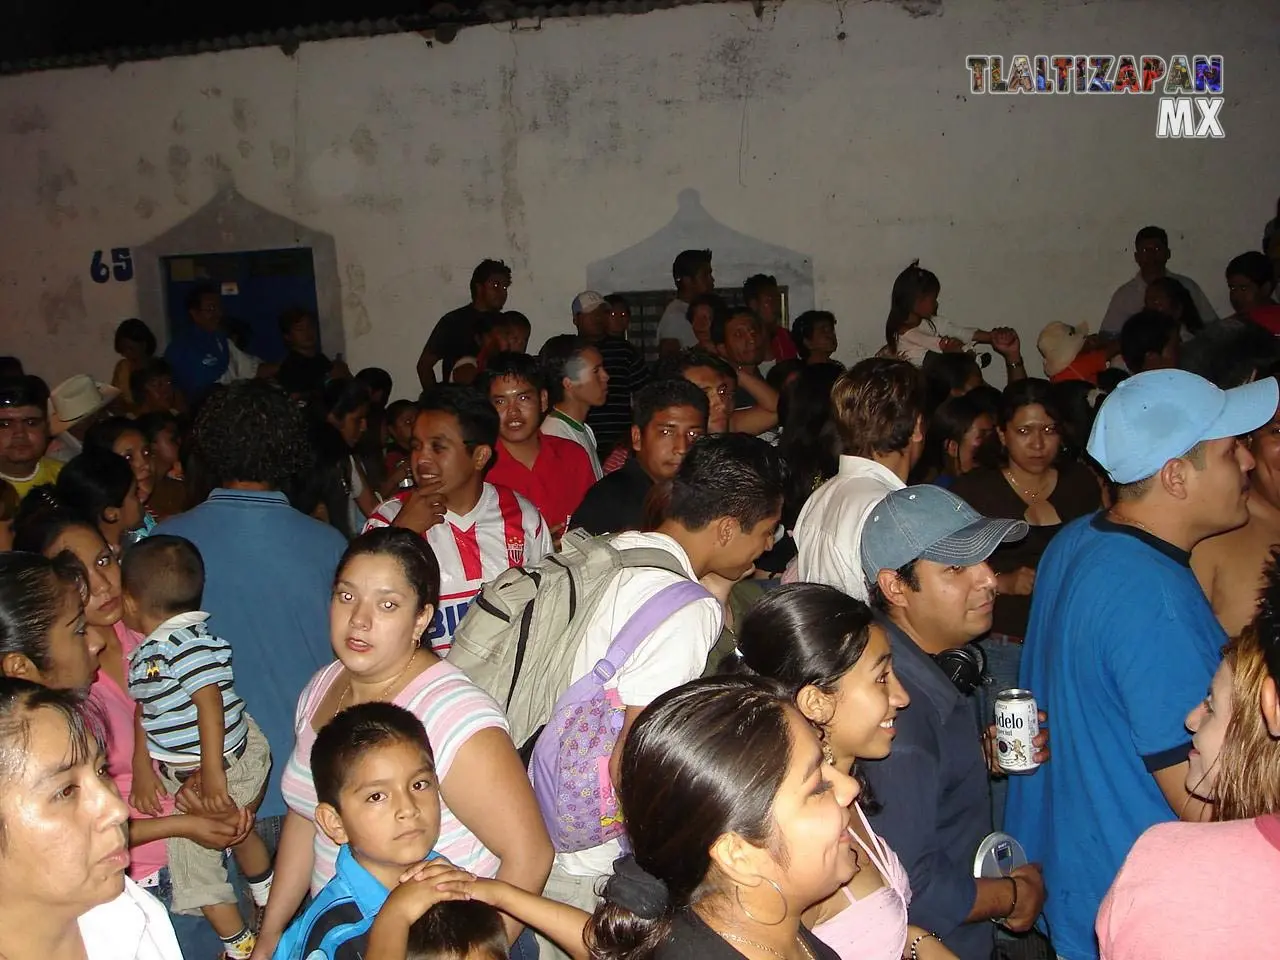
[949,378,1101,823]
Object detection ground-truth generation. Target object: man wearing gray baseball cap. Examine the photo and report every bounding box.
[858,485,1046,960]
[1006,368,1279,960]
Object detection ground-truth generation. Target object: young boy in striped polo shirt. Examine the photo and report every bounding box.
[122,534,274,959]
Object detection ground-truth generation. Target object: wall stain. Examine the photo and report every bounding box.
[232,97,254,133]
[8,105,49,134]
[424,144,444,166]
[35,150,78,224]
[498,65,528,264]
[351,193,404,214]
[696,32,791,103]
[370,86,395,114]
[462,154,496,211]
[344,263,371,337]
[350,125,378,166]
[202,86,223,98]
[39,275,86,336]
[168,145,191,186]
[135,197,157,219]
[137,157,156,178]
[878,0,944,17]
[172,112,187,135]
[541,72,575,132]
[270,142,292,169]
[448,80,490,117]
[203,153,233,188]
[237,139,254,158]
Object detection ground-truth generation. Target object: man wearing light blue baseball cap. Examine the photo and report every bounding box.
[857,485,1047,960]
[1007,368,1279,960]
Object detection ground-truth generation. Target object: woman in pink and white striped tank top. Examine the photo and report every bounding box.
[254,529,553,958]
[733,585,958,960]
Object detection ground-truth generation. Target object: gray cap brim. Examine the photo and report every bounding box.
[917,516,1029,568]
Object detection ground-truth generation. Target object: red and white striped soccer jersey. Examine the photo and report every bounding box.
[362,482,552,654]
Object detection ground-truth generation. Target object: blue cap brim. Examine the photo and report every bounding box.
[917,516,1029,568]
[1203,376,1279,442]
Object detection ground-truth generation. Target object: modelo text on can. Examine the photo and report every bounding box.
[995,688,1040,774]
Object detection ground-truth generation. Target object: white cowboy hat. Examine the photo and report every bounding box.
[48,375,120,435]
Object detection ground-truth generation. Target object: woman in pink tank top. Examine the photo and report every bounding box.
[1098,624,1280,959]
[732,584,957,960]
[254,528,552,960]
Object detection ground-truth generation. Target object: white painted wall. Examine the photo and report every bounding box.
[1,0,1276,393]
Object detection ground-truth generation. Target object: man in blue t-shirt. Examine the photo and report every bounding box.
[1007,368,1279,960]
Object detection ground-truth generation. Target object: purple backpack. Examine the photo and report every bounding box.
[528,579,712,852]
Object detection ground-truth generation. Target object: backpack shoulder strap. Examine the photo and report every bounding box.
[614,546,692,579]
[556,579,712,706]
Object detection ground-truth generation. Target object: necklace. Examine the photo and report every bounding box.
[1107,509,1157,537]
[1002,467,1053,503]
[337,649,419,712]
[717,933,815,960]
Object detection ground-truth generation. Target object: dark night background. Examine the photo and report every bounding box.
[0,2,500,64]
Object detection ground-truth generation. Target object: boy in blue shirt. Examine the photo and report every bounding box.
[275,702,474,960]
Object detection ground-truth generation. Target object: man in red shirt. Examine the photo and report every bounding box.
[480,352,596,544]
[744,273,798,362]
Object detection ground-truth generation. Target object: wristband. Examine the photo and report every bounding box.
[1003,876,1019,920]
[909,932,940,960]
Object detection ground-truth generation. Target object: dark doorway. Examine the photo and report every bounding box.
[163,248,319,363]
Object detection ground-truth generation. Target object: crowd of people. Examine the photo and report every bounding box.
[1,211,1279,960]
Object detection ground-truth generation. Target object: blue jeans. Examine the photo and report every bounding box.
[978,634,1025,833]
[171,814,284,959]
[510,926,541,960]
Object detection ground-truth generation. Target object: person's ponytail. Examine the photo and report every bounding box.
[584,679,794,960]
[586,856,674,960]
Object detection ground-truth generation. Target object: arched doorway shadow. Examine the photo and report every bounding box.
[134,188,344,360]
[586,189,817,305]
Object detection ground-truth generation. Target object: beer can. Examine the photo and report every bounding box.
[994,689,1040,774]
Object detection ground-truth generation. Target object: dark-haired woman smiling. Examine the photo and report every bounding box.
[730,585,955,960]
[587,676,859,960]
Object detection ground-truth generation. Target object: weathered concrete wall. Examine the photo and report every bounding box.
[0,0,1274,391]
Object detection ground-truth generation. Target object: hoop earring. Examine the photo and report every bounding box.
[734,878,788,926]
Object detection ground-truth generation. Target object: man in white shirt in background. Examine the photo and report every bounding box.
[1100,225,1218,335]
[657,249,715,358]
[793,357,927,600]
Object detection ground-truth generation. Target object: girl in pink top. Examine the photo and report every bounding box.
[734,584,958,960]
[253,528,552,960]
[1098,624,1280,959]
[8,498,253,892]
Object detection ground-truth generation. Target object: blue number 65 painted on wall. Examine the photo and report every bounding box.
[90,248,134,283]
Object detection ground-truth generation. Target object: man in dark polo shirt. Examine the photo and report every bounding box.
[859,484,1047,960]
[709,307,778,441]
[417,259,511,388]
[571,379,708,536]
